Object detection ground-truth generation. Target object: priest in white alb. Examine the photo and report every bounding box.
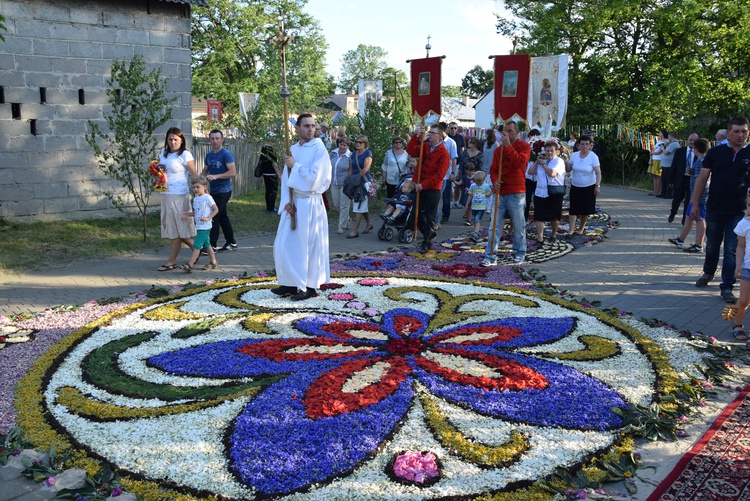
[272,113,332,301]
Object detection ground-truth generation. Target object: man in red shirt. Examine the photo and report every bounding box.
[406,125,451,252]
[482,121,531,265]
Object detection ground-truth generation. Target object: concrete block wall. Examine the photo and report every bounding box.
[0,0,194,220]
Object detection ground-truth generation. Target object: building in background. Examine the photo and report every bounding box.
[0,0,205,220]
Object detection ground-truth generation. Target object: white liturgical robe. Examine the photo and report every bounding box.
[273,137,332,291]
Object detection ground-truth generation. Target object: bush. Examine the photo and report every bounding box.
[591,130,651,188]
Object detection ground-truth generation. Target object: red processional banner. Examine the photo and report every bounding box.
[410,57,442,117]
[493,54,530,123]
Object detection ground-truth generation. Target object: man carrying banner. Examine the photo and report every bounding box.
[481,121,531,266]
[406,125,451,253]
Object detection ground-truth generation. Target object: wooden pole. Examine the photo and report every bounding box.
[413,117,426,235]
[488,144,505,258]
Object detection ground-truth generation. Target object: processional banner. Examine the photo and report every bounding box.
[410,57,442,117]
[527,54,569,129]
[493,54,530,123]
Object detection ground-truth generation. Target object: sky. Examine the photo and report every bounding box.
[303,0,514,89]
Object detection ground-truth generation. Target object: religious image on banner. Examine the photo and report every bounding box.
[410,56,442,117]
[493,54,530,123]
[502,71,518,97]
[418,72,430,95]
[528,54,569,130]
[358,79,383,117]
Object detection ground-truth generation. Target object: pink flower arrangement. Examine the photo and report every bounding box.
[358,278,388,286]
[392,450,439,484]
[329,293,355,301]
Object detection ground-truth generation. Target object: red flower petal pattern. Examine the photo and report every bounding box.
[303,357,412,419]
[238,337,375,362]
[415,347,548,392]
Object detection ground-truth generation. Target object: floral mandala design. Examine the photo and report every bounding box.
[24,277,660,500]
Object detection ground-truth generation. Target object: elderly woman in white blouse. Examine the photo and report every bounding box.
[565,135,601,236]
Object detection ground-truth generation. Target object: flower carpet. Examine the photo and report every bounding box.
[441,205,613,264]
[3,267,714,500]
[2,208,741,501]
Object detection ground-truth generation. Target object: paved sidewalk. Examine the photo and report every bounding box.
[534,185,732,340]
[0,185,741,501]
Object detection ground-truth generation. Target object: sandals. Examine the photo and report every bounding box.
[158,264,177,272]
[362,224,374,234]
[731,323,747,341]
[203,262,219,271]
[180,263,193,273]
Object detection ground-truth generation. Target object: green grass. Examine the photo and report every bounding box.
[0,189,387,273]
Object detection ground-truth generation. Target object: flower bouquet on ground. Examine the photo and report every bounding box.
[148,160,167,192]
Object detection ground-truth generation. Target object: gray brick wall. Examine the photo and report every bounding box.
[0,0,194,221]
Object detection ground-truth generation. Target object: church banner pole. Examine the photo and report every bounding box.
[488,139,505,257]
[413,116,426,235]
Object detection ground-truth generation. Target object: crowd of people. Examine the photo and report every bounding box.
[248,117,606,266]
[656,117,750,351]
[660,118,750,315]
[151,115,750,323]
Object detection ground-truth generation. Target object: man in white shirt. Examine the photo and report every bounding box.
[437,122,458,224]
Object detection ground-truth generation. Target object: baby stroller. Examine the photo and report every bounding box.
[377,175,416,243]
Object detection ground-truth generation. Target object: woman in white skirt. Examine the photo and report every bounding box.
[155,127,198,271]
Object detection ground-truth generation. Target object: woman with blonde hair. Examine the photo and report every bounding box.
[347,135,374,238]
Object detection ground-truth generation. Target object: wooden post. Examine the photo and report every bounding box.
[488,145,505,258]
[413,118,426,235]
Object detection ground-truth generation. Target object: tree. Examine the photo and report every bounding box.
[0,14,6,41]
[441,85,463,98]
[496,0,750,133]
[191,0,334,121]
[338,44,389,94]
[461,65,493,98]
[85,56,175,241]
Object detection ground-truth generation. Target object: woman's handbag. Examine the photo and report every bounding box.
[545,171,566,196]
[254,163,263,178]
[547,183,566,196]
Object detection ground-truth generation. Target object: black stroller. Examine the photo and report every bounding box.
[377,175,416,243]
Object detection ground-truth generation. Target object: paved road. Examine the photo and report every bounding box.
[0,185,740,500]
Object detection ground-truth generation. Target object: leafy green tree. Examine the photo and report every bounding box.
[191,0,334,120]
[380,66,409,100]
[496,0,750,134]
[338,44,389,94]
[336,99,413,182]
[85,56,175,241]
[441,85,463,98]
[461,65,493,98]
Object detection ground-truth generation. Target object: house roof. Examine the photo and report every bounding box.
[158,0,209,6]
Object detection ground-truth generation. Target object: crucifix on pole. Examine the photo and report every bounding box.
[271,13,296,230]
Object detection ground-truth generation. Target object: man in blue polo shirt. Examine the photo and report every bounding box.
[203,129,237,252]
[690,117,750,303]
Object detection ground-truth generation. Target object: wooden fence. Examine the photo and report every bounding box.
[192,138,263,197]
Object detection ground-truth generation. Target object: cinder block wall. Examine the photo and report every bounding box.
[0,0,193,220]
